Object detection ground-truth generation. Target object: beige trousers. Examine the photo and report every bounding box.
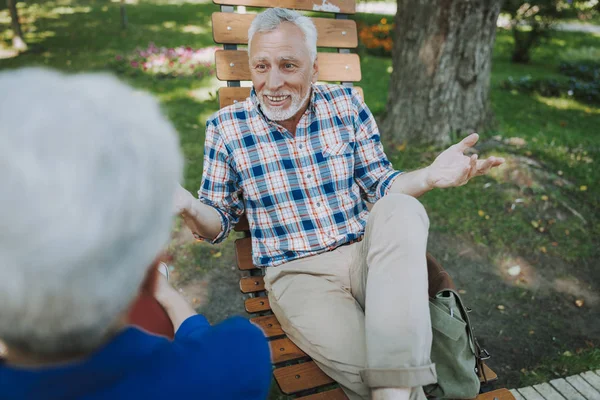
[264,194,437,400]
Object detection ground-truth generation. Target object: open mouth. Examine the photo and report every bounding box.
[264,94,290,107]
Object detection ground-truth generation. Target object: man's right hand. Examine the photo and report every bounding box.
[173,184,195,215]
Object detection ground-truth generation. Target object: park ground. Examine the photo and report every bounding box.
[1,0,598,394]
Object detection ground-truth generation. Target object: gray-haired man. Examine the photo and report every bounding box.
[176,8,504,400]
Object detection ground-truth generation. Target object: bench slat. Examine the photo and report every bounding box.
[240,276,265,293]
[234,214,250,231]
[218,85,363,108]
[270,337,308,364]
[245,296,271,313]
[297,388,348,400]
[213,13,357,48]
[213,0,355,14]
[250,315,284,337]
[216,50,361,82]
[477,389,516,400]
[235,237,256,271]
[274,361,335,394]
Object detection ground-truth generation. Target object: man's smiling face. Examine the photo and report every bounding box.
[249,22,318,122]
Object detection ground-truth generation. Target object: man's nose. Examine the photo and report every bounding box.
[266,69,283,91]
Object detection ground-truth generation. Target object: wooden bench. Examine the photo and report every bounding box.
[211,0,514,398]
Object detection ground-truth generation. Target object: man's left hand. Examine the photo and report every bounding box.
[426,133,505,189]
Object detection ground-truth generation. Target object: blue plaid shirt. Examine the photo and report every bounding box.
[198,84,401,267]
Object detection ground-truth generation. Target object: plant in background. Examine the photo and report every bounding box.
[358,18,393,57]
[502,0,596,64]
[502,0,563,63]
[109,43,219,79]
[502,55,600,104]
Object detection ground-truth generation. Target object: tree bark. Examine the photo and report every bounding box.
[381,0,502,145]
[7,0,27,51]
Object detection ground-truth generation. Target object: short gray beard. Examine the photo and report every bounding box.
[258,86,312,122]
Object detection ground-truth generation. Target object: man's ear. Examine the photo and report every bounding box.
[312,58,319,83]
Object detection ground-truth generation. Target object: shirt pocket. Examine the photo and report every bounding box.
[322,142,353,157]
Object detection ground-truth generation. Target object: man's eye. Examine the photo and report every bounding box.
[284,63,295,69]
[256,64,267,70]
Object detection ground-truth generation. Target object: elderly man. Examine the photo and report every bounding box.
[176,8,504,400]
[0,68,271,400]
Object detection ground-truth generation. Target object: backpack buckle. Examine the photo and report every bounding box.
[479,348,491,360]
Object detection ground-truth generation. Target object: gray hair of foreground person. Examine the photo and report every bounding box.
[247,7,318,62]
[0,68,183,357]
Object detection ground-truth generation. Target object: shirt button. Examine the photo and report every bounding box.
[307,173,312,179]
[316,202,321,208]
[298,144,303,149]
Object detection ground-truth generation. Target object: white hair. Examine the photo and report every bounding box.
[0,68,183,356]
[248,8,318,63]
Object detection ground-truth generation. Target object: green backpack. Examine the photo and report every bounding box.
[424,255,490,399]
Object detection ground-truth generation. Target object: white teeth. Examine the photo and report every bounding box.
[266,95,288,102]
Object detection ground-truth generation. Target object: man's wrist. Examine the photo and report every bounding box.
[422,166,436,192]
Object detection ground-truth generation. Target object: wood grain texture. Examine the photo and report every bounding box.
[216,50,361,81]
[213,13,357,48]
[213,0,355,14]
[239,276,265,293]
[476,389,516,400]
[250,315,284,337]
[270,337,308,364]
[245,296,271,313]
[274,361,335,394]
[235,237,256,271]
[296,388,348,400]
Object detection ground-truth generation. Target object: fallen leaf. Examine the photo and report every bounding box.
[531,220,539,228]
[558,170,563,176]
[580,185,588,191]
[565,230,570,235]
[540,246,547,253]
[458,289,467,294]
[563,351,572,357]
[539,227,545,233]
[485,215,490,220]
[497,305,505,310]
[575,299,584,307]
[529,330,535,335]
[396,142,406,151]
[552,242,558,246]
[541,195,549,201]
[213,251,222,258]
[478,210,485,217]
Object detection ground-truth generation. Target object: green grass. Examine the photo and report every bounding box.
[520,347,600,387]
[2,0,599,389]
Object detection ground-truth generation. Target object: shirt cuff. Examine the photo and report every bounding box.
[194,199,230,244]
[377,170,403,199]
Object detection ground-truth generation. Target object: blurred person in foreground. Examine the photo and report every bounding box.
[0,68,271,400]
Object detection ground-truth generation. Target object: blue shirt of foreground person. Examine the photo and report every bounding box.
[0,68,271,400]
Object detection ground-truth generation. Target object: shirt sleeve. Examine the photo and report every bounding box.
[351,89,402,203]
[173,316,272,400]
[197,120,244,244]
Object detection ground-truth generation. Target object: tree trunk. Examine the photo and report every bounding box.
[7,0,27,51]
[381,0,502,145]
[120,0,128,29]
